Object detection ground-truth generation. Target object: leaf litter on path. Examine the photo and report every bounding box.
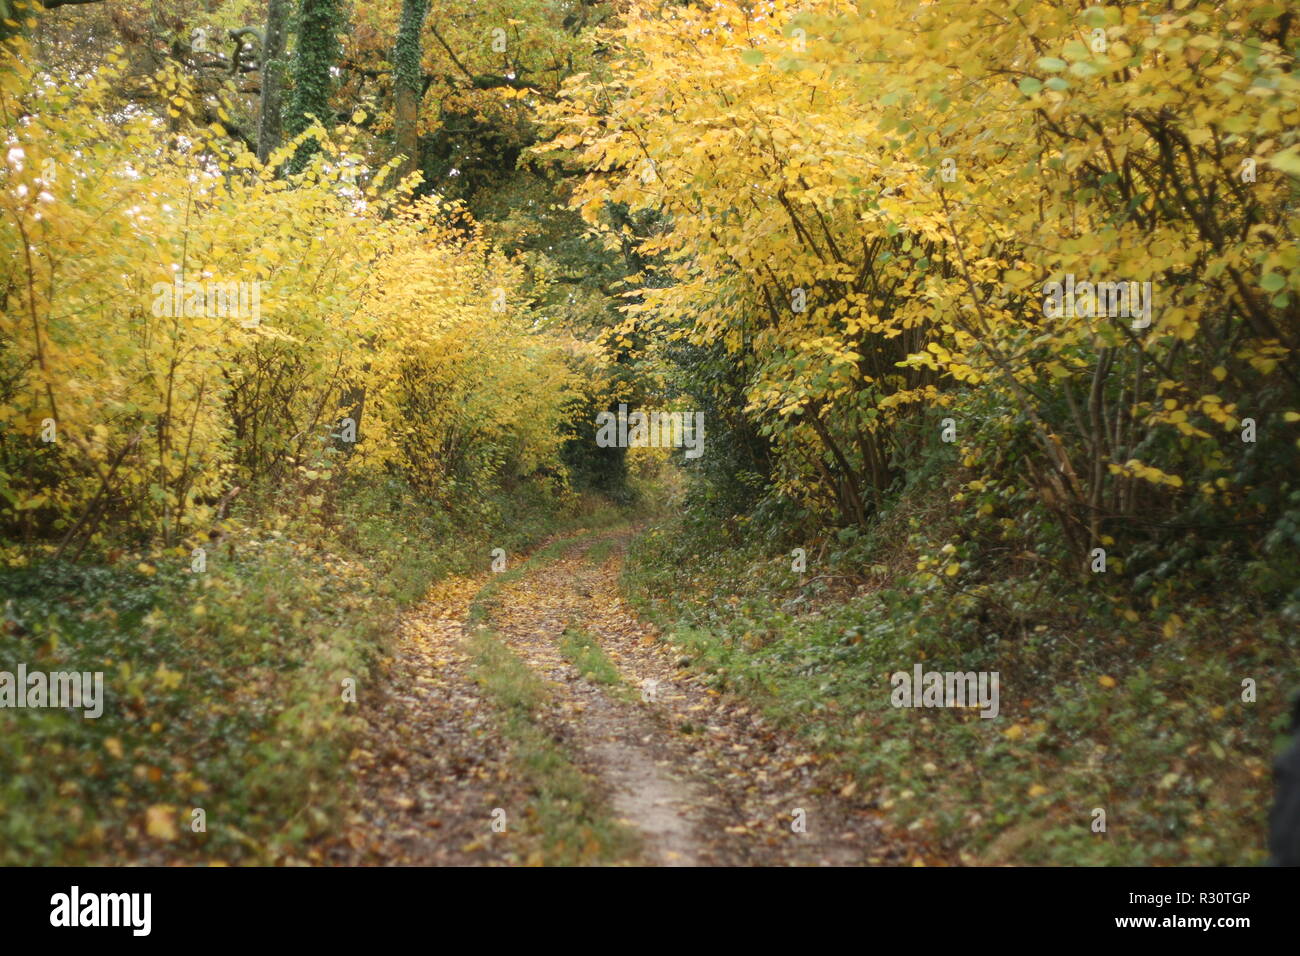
[323,575,533,865]
[331,528,907,865]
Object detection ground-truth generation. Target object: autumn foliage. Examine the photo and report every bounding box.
[543,0,1300,565]
[0,44,578,552]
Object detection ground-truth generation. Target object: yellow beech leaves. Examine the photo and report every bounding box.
[541,0,1300,553]
[0,44,577,547]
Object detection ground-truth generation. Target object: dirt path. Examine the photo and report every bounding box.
[330,526,899,866]
[324,575,532,864]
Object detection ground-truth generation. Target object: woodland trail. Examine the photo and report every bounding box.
[329,526,899,866]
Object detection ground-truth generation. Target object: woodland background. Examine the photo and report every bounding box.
[0,0,1297,865]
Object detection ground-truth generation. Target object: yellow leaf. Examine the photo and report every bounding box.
[145,805,178,841]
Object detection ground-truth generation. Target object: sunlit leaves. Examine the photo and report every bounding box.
[541,0,1300,543]
[0,43,577,543]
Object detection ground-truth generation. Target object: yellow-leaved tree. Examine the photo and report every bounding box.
[0,42,579,553]
[539,0,1299,560]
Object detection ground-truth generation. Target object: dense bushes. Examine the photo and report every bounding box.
[0,42,615,862]
[560,0,1300,866]
[0,45,581,555]
[544,0,1300,572]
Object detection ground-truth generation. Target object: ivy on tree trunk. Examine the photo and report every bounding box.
[392,0,429,183]
[286,0,341,173]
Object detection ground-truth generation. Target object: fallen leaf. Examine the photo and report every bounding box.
[145,805,178,841]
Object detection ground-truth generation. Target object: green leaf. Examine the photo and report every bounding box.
[1267,145,1300,177]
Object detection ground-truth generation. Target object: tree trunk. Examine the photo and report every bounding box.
[286,0,340,172]
[257,0,290,164]
[392,0,429,183]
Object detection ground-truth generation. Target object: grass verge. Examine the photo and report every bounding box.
[0,477,626,864]
[559,625,632,701]
[622,505,1296,865]
[466,573,638,864]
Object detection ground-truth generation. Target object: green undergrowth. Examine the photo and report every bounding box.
[0,475,629,864]
[623,493,1298,865]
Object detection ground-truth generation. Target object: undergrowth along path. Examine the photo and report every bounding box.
[334,526,897,866]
